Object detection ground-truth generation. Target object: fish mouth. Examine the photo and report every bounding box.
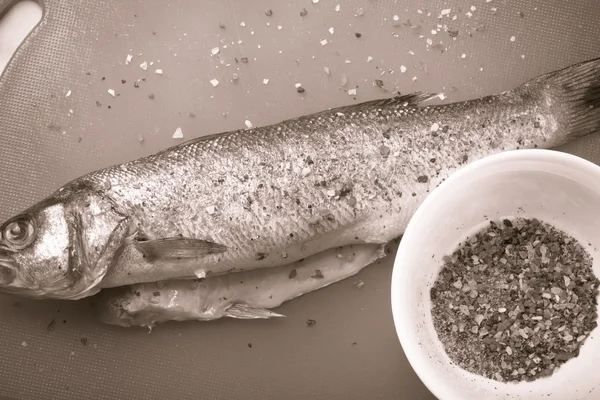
[0,261,16,286]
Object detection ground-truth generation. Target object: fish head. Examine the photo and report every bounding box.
[0,187,130,300]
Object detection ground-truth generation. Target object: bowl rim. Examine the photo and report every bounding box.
[390,149,600,399]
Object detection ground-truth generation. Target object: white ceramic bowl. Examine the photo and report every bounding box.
[391,149,600,400]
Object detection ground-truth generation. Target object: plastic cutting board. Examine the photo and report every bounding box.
[0,0,599,399]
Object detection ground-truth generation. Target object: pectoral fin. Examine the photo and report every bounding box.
[134,237,227,261]
[224,303,286,319]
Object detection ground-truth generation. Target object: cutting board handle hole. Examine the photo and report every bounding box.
[0,0,42,76]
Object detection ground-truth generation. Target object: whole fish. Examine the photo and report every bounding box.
[0,57,598,304]
[91,244,385,328]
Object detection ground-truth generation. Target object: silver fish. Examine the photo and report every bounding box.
[0,57,599,300]
[91,244,385,329]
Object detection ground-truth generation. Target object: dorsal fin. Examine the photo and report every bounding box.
[319,91,440,115]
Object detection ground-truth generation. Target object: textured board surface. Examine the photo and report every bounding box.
[0,0,599,399]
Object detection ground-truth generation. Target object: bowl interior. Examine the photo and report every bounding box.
[392,150,600,400]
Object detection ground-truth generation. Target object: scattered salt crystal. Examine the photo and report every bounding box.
[139,61,148,70]
[240,22,246,27]
[466,11,473,18]
[461,53,466,59]
[412,76,418,81]
[125,54,133,64]
[211,47,220,55]
[431,30,437,35]
[263,78,269,84]
[155,69,163,75]
[277,25,282,30]
[245,120,253,129]
[320,39,328,46]
[173,127,184,139]
[400,65,407,73]
[324,66,331,75]
[417,9,423,14]
[335,4,340,11]
[441,9,451,16]
[521,54,526,59]
[510,36,516,42]
[471,5,477,11]
[367,56,373,62]
[21,341,27,347]
[431,123,440,132]
[353,280,364,289]
[150,61,154,66]
[69,109,73,114]
[206,206,216,215]
[295,83,302,88]
[312,0,319,3]
[65,90,71,97]
[348,88,357,96]
[393,15,400,21]
[107,89,115,97]
[491,7,497,12]
[341,74,348,86]
[329,27,334,35]
[426,38,433,45]
[345,59,351,64]
[438,93,446,100]
[409,50,415,55]
[452,15,458,20]
[210,78,220,87]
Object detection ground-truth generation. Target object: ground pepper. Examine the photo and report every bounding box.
[430,218,599,382]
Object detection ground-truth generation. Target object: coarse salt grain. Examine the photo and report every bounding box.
[329,27,334,34]
[510,36,516,42]
[263,78,269,84]
[125,54,133,64]
[140,61,148,70]
[431,123,440,132]
[211,47,220,55]
[173,127,184,139]
[65,90,71,97]
[348,88,357,96]
[400,65,407,73]
[210,79,220,87]
[320,39,328,46]
[107,89,115,97]
[245,120,253,129]
[155,69,163,75]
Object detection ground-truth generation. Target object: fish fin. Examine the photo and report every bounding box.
[224,303,286,319]
[314,91,438,116]
[134,237,227,261]
[535,57,600,141]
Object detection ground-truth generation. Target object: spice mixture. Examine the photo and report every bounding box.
[430,218,600,382]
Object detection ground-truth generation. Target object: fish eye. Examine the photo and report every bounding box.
[2,217,35,249]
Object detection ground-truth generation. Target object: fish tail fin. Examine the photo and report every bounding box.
[534,57,600,142]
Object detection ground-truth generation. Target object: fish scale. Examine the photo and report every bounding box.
[0,58,599,300]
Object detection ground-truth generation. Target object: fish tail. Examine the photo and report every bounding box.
[534,57,600,142]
